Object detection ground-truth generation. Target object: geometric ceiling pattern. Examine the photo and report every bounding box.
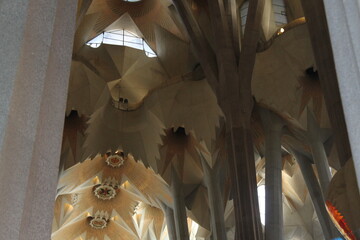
[52,0,360,239]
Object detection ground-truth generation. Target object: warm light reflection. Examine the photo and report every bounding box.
[326,201,356,240]
[92,176,100,185]
[121,181,129,187]
[277,27,285,35]
[64,203,74,214]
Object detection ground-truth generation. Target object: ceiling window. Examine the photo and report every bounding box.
[258,184,266,225]
[86,30,157,58]
[240,0,249,35]
[273,0,288,26]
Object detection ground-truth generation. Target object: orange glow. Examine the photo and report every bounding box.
[326,201,356,240]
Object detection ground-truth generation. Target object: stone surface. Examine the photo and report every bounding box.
[0,0,77,239]
[0,0,30,148]
[323,0,360,191]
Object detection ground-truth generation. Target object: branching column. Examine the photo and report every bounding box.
[172,0,264,238]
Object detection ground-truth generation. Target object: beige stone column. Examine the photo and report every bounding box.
[0,0,77,239]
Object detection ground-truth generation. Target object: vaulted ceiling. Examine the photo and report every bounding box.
[52,0,356,239]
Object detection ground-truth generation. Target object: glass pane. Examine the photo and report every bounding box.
[86,33,104,47]
[257,185,266,225]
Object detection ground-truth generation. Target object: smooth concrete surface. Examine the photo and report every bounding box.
[323,0,360,192]
[0,0,77,239]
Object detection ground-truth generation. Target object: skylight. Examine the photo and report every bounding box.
[273,0,288,26]
[86,30,157,58]
[258,185,266,225]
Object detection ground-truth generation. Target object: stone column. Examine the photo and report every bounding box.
[171,167,190,240]
[322,0,360,191]
[260,109,284,240]
[293,151,338,239]
[164,205,177,240]
[201,155,227,240]
[300,0,352,168]
[0,1,77,239]
[307,111,332,197]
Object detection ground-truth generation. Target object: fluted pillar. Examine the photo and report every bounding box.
[171,167,190,240]
[260,109,284,240]
[0,1,77,239]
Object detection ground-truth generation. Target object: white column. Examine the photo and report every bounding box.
[322,0,360,191]
[260,108,284,240]
[0,1,77,239]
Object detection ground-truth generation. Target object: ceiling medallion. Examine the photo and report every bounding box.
[94,184,117,200]
[105,154,125,168]
[89,216,108,229]
[71,193,79,206]
[89,211,110,229]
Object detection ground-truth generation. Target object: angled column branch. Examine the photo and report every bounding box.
[172,0,219,89]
